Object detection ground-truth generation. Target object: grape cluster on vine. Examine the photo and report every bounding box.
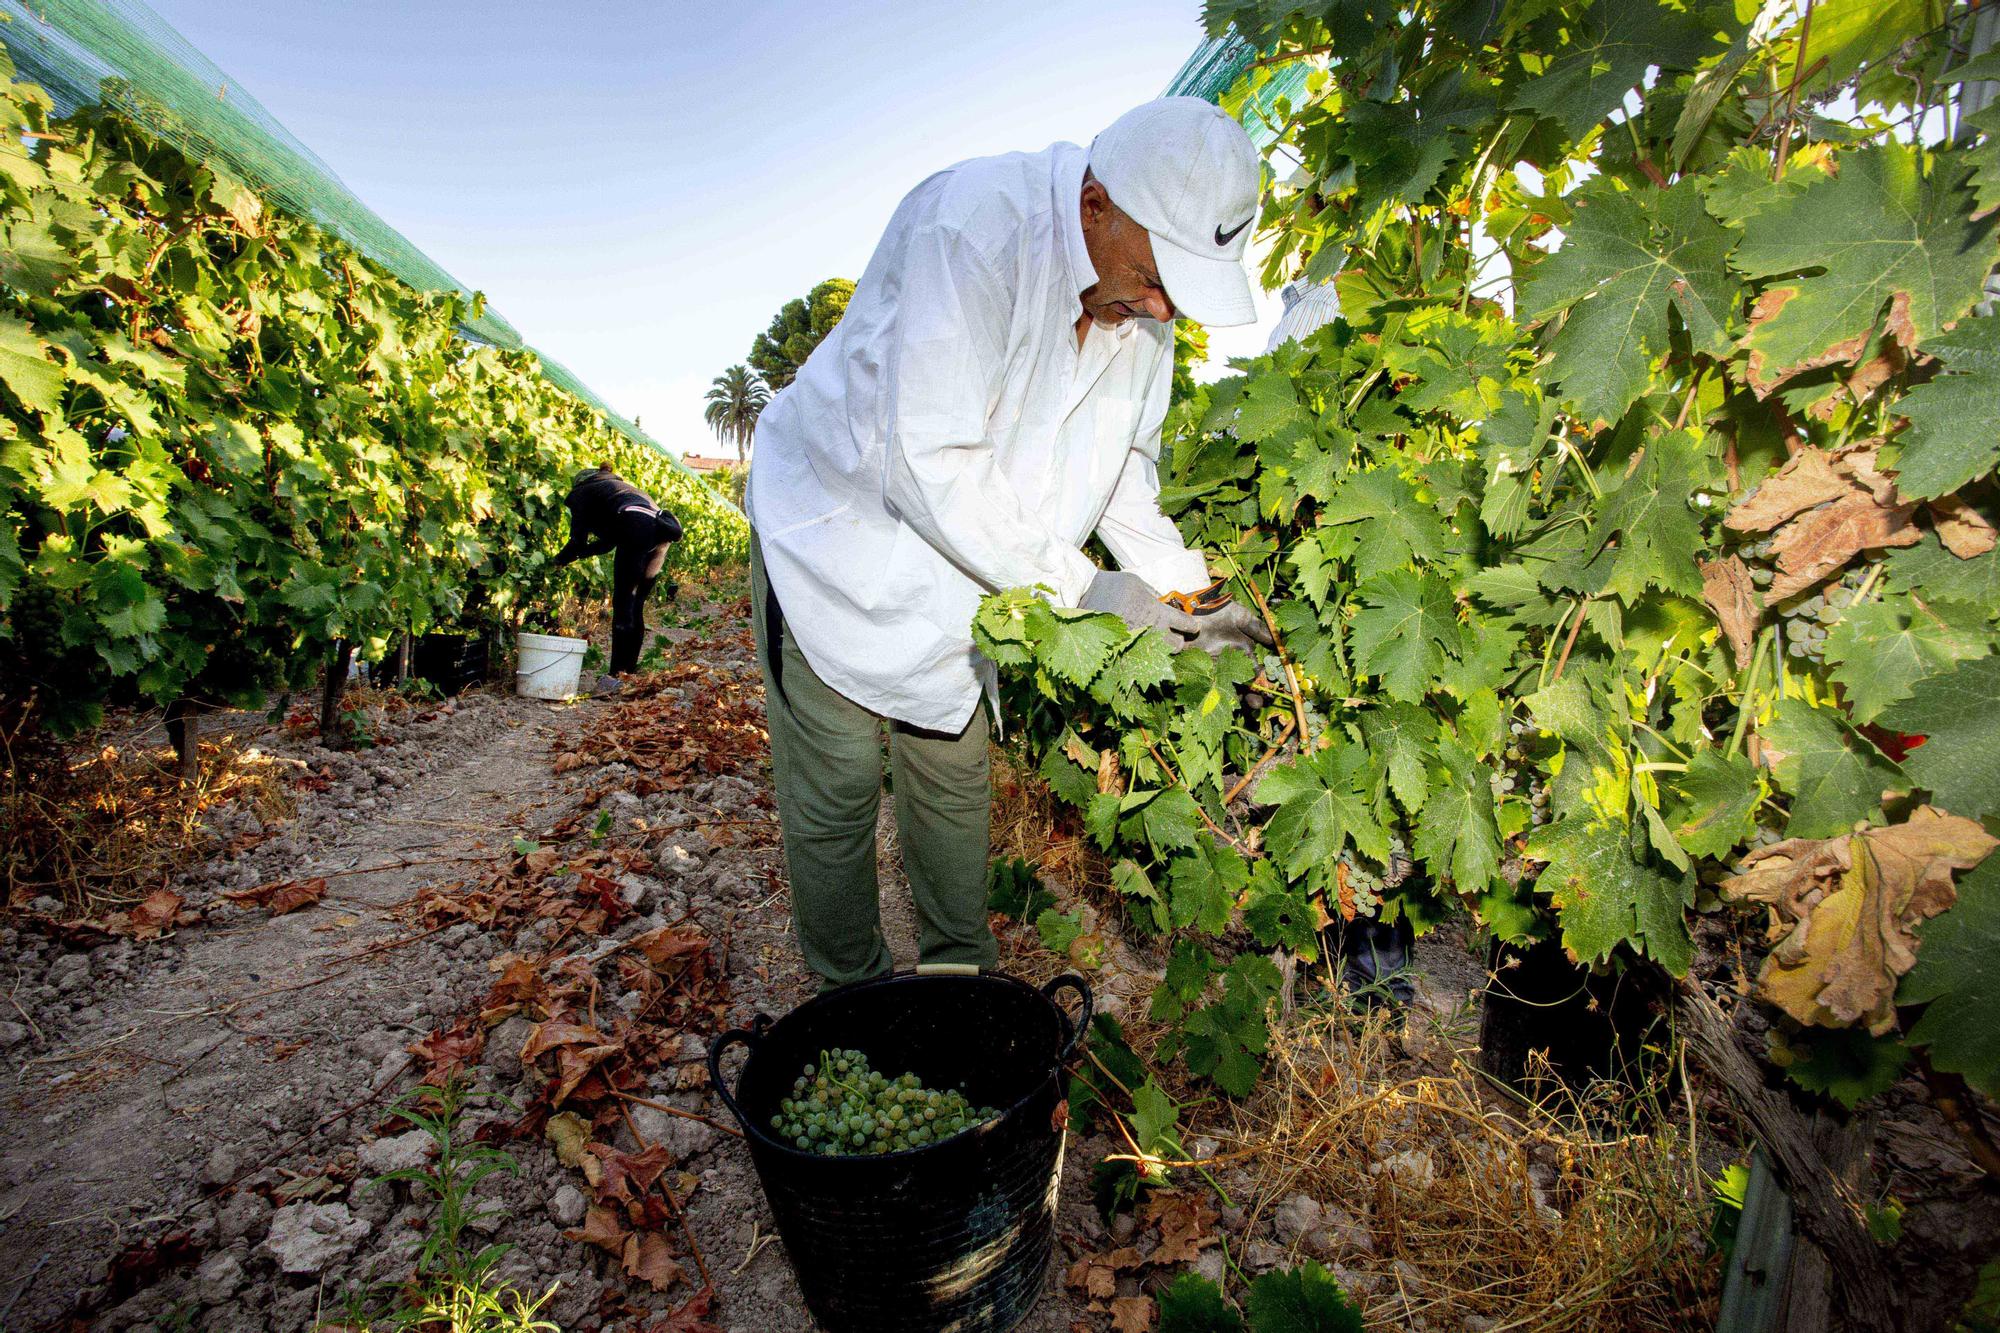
[767,1049,998,1156]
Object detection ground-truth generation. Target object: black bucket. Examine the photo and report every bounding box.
[1478,937,1671,1096]
[708,966,1091,1333]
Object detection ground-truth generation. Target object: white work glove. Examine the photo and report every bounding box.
[1080,570,1202,649]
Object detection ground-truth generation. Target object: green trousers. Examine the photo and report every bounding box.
[751,535,998,987]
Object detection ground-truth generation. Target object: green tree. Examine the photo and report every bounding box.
[702,364,770,462]
[748,277,855,391]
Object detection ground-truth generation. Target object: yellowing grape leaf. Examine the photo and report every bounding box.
[1719,808,1996,1033]
[1731,145,2000,390]
[0,313,66,418]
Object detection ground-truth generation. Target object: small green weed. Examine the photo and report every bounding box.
[322,1080,559,1333]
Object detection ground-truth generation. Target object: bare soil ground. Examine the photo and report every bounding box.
[0,599,1110,1332]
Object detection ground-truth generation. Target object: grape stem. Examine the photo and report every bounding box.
[1137,726,1256,856]
[1224,715,1297,805]
[1212,547,1313,744]
[1726,626,1775,760]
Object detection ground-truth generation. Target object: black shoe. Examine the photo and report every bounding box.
[1332,913,1417,1012]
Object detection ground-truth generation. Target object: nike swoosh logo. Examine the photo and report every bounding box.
[1214,217,1252,246]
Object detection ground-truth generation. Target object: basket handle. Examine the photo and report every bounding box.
[1042,973,1093,1065]
[706,1015,771,1134]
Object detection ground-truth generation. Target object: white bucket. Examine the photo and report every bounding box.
[515,631,588,700]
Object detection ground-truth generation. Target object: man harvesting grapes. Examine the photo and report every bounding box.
[747,98,1270,988]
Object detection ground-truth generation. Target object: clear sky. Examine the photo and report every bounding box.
[139,0,1284,458]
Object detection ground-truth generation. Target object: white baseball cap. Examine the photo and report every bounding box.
[1089,97,1261,327]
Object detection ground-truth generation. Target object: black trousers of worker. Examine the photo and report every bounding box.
[609,509,680,674]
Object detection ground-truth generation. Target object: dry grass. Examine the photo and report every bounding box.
[1184,1011,1719,1332]
[1,719,298,914]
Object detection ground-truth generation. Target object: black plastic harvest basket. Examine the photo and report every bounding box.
[708,966,1091,1333]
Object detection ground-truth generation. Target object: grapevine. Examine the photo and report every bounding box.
[975,0,2000,1135]
[0,43,747,738]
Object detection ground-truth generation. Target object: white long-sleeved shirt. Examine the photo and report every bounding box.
[746,141,1209,732]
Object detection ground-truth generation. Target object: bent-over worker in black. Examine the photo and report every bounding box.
[552,465,683,686]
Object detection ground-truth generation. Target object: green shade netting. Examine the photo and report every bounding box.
[0,0,701,478]
[1164,29,1312,148]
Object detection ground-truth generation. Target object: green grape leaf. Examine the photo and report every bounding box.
[1244,1260,1365,1333]
[1094,629,1178,712]
[1139,786,1204,854]
[1413,739,1504,893]
[1762,697,1907,837]
[1965,103,2000,217]
[1886,317,2000,500]
[1256,742,1390,877]
[1877,657,2000,821]
[1585,431,1709,600]
[1234,368,1312,443]
[0,313,66,418]
[1359,701,1438,814]
[1033,605,1127,687]
[1730,144,2000,390]
[1244,875,1322,959]
[1167,843,1249,934]
[1884,536,2000,616]
[1349,569,1462,702]
[1822,591,1991,724]
[1901,856,2000,1096]
[90,562,166,638]
[1159,1272,1245,1333]
[1526,816,1694,974]
[1129,1076,1184,1157]
[1466,562,1569,629]
[1181,953,1281,1097]
[1521,178,1740,426]
[1663,749,1763,860]
[1035,907,1083,955]
[1779,1026,1913,1109]
[1317,468,1450,581]
[1037,743,1097,809]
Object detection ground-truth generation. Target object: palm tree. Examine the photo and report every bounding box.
[703,364,770,462]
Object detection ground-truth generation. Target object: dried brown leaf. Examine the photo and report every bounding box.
[1767,491,1921,600]
[566,1203,628,1254]
[622,1230,686,1293]
[1929,495,1998,558]
[222,877,326,915]
[124,888,184,941]
[1109,1295,1155,1333]
[1723,448,1848,532]
[546,1111,593,1168]
[520,1019,612,1061]
[1699,555,1762,669]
